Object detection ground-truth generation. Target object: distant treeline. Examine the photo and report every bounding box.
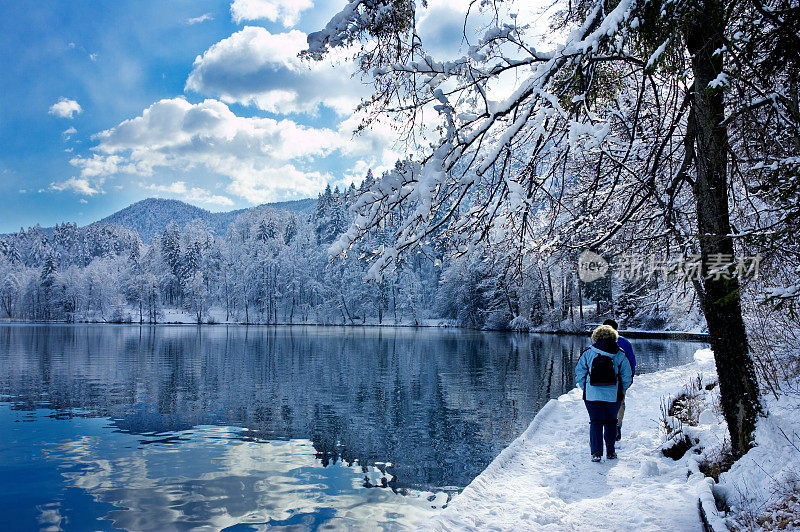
[0,175,689,329]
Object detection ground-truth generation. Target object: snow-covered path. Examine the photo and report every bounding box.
[426,351,716,531]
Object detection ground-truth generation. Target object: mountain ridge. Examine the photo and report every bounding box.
[14,197,316,243]
[93,197,317,242]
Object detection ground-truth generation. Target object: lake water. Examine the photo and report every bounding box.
[0,324,704,530]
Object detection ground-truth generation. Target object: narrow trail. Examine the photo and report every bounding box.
[426,352,716,531]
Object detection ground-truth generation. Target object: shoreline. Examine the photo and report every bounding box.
[527,328,710,341]
[425,350,719,530]
[0,319,710,341]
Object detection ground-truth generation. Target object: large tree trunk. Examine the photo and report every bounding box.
[686,0,762,456]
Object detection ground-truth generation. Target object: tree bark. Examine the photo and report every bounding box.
[686,0,762,456]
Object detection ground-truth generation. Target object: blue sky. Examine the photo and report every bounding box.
[0,0,509,233]
[0,0,401,232]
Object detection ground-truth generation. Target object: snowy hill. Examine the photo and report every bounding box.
[91,197,316,242]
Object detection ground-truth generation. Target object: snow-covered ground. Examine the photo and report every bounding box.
[39,305,460,328]
[426,350,721,531]
[715,386,800,530]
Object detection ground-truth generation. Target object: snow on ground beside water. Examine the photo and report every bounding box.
[718,388,800,527]
[426,349,718,531]
[61,305,458,328]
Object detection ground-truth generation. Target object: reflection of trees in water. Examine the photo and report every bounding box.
[0,325,700,490]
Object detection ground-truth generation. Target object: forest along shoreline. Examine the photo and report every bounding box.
[0,320,711,341]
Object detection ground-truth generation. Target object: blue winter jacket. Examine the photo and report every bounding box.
[575,345,633,402]
[618,336,636,375]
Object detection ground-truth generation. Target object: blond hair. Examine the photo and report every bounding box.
[591,324,619,344]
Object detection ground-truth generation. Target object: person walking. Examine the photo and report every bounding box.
[602,319,636,441]
[575,324,633,462]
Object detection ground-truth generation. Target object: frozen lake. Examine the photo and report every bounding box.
[0,324,704,530]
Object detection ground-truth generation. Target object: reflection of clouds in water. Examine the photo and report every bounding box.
[55,426,444,530]
[3,325,577,490]
[36,501,64,532]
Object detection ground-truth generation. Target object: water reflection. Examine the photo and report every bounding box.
[0,325,703,530]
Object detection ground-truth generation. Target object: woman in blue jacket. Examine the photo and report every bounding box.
[575,324,633,462]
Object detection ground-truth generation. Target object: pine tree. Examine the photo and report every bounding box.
[284,216,298,245]
[360,169,375,192]
[40,254,57,290]
[39,253,58,320]
[161,227,182,278]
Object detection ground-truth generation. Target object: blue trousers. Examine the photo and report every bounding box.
[584,400,622,456]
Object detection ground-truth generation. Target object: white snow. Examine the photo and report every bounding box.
[708,72,729,89]
[646,39,670,69]
[716,390,800,529]
[425,349,719,531]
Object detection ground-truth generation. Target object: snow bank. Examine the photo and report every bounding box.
[716,391,800,528]
[425,350,719,531]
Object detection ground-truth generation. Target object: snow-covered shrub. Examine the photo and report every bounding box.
[659,396,682,439]
[747,304,800,398]
[731,490,800,530]
[509,315,530,332]
[107,307,132,324]
[668,373,707,427]
[698,439,734,483]
[660,374,717,460]
[557,319,584,333]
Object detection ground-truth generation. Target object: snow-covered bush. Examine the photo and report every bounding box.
[509,315,531,332]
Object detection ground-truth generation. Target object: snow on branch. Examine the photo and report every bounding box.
[316,0,654,278]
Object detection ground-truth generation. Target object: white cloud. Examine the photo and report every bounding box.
[73,154,125,177]
[230,0,312,27]
[71,97,369,202]
[185,26,365,115]
[49,98,82,119]
[416,0,473,59]
[63,126,77,140]
[227,165,330,203]
[145,181,234,207]
[187,13,214,25]
[49,177,102,196]
[147,181,188,195]
[85,97,343,159]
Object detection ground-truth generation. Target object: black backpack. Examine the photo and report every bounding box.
[589,352,617,386]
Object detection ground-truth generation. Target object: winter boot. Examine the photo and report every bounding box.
[591,454,602,462]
